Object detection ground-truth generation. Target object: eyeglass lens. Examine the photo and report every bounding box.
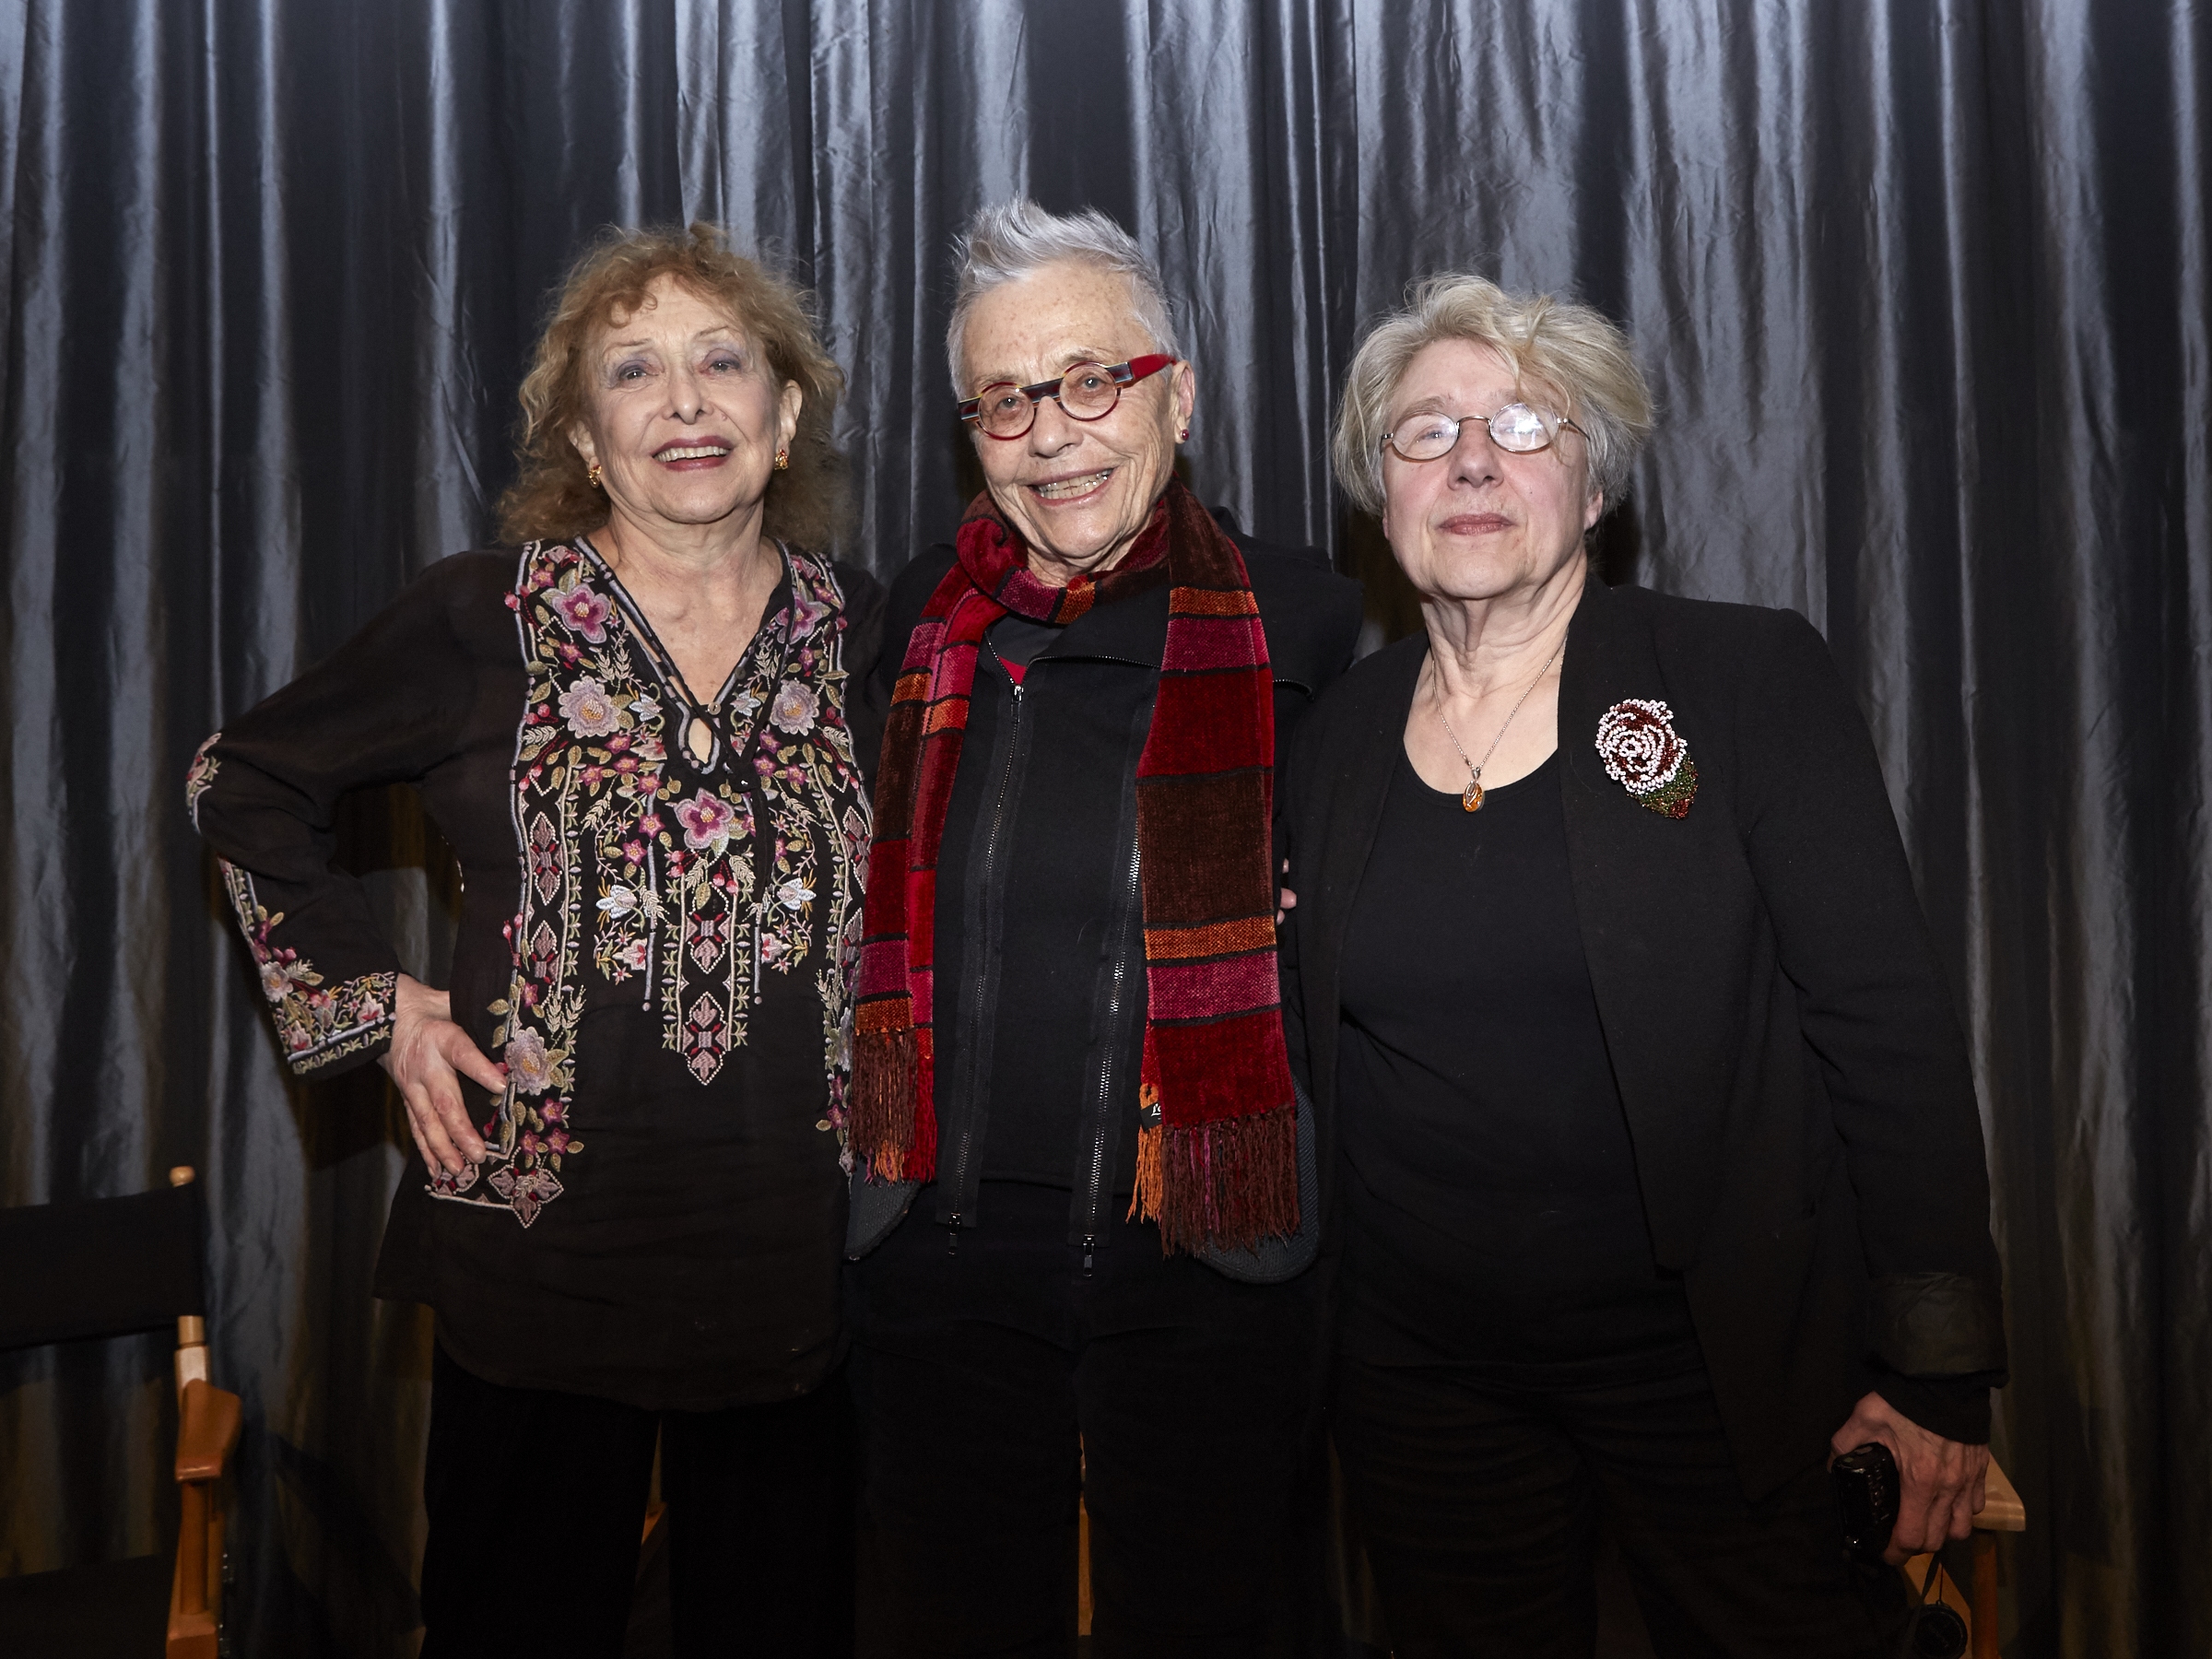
[1390,403,1557,460]
[974,363,1124,438]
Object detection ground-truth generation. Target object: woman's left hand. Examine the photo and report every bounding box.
[1828,1391,1989,1564]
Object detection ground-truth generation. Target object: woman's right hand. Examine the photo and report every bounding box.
[379,972,507,1176]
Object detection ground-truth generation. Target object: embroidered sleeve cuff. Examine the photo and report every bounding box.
[275,969,399,1075]
[218,859,400,1077]
[1866,1270,2008,1377]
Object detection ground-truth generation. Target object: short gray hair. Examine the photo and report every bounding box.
[946,197,1182,393]
[1333,273,1654,518]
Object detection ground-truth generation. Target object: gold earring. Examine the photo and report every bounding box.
[586,463,604,490]
[774,448,790,471]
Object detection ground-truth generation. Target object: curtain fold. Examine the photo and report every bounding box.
[1,2,2201,1653]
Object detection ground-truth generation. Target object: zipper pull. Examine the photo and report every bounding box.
[987,637,1025,702]
[1080,1236,1097,1278]
[947,1218,961,1256]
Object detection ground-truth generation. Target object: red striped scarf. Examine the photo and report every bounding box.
[851,480,1298,1253]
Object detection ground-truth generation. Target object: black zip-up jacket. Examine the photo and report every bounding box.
[850,515,1362,1261]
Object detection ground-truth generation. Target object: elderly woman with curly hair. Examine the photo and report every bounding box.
[188,225,881,1657]
[1283,275,2006,1655]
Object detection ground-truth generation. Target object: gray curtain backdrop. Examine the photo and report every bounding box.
[2,1,2204,1653]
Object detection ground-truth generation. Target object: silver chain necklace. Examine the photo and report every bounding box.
[1433,641,1566,812]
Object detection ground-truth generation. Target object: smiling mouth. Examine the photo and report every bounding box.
[655,443,731,462]
[1030,468,1114,502]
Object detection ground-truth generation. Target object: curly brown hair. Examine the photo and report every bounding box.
[497,223,851,551]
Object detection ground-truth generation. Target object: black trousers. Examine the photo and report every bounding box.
[847,1182,1326,1659]
[418,1341,853,1658]
[1332,1354,1902,1659]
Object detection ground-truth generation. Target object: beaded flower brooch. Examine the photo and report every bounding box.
[1595,699,1699,818]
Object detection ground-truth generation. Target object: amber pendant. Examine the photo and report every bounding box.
[1462,777,1484,812]
[685,715,714,767]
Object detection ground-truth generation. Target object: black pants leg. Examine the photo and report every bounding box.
[420,1342,660,1659]
[663,1365,856,1658]
[848,1182,1325,1659]
[1332,1356,1897,1659]
[1076,1277,1324,1659]
[851,1271,1081,1658]
[421,1342,855,1659]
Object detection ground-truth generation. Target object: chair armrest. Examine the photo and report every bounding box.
[1973,1456,2026,1532]
[175,1380,241,1483]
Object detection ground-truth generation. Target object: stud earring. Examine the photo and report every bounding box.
[774,448,790,471]
[586,463,604,490]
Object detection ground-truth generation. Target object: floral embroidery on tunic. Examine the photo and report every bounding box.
[218,860,398,1072]
[434,539,870,1228]
[185,733,222,828]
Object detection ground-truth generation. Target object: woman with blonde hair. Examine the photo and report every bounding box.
[1285,273,2006,1655]
[190,224,880,1656]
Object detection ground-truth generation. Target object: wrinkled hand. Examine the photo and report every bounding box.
[379,972,506,1176]
[1277,857,1298,925]
[1829,1391,1988,1564]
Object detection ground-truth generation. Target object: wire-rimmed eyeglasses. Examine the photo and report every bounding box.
[959,355,1177,441]
[1383,403,1584,463]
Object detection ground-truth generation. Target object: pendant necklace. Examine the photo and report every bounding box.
[1435,640,1566,812]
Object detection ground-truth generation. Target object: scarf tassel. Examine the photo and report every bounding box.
[1129,1101,1299,1255]
[852,1027,934,1182]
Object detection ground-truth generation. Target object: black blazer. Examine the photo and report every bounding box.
[1282,575,2006,1497]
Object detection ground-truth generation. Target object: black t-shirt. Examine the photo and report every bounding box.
[1336,747,1702,1385]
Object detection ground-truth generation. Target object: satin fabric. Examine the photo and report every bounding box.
[1,2,2203,1654]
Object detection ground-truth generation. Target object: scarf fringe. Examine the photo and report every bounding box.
[852,1027,933,1181]
[1129,1102,1298,1256]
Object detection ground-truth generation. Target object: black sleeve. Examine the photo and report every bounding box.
[1265,574,1359,1071]
[187,561,483,1077]
[832,560,890,793]
[1274,708,1324,1098]
[1250,549,1366,766]
[1872,1366,2003,1445]
[869,546,952,721]
[1733,608,2006,1437]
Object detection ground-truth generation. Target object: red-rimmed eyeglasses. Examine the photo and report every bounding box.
[959,355,1177,440]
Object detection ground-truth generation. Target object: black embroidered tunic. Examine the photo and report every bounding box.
[189,539,884,1409]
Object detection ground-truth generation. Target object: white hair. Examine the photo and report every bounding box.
[1333,272,1655,517]
[946,197,1182,393]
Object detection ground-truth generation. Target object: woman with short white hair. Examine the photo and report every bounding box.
[844,197,1362,1656]
[1286,272,2007,1655]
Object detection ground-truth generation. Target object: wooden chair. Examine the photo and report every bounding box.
[1902,1455,2026,1659]
[0,1167,242,1657]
